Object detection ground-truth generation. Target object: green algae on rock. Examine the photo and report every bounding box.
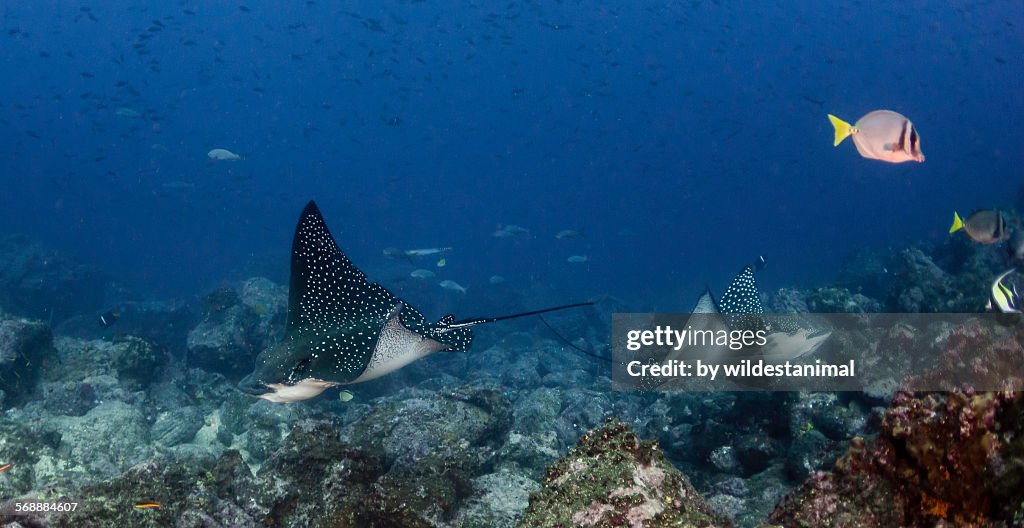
[518,417,729,528]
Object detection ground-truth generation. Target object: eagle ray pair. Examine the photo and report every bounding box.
[239,201,591,403]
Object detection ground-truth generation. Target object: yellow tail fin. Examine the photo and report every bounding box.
[949,212,964,234]
[827,114,852,147]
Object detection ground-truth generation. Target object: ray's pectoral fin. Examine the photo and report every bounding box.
[351,303,452,383]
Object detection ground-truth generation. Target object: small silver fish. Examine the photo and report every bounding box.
[493,225,530,237]
[208,148,242,161]
[115,107,141,118]
[410,269,435,279]
[567,255,589,263]
[828,110,924,163]
[555,229,583,240]
[439,280,468,293]
[382,247,406,259]
[489,275,506,284]
[404,247,452,257]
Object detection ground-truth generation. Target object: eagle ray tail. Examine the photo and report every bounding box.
[446,302,593,330]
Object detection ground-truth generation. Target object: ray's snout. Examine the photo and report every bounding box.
[238,374,270,396]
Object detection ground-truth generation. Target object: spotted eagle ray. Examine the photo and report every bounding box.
[239,201,592,403]
[663,256,830,368]
[716,256,830,362]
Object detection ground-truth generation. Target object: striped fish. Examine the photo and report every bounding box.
[988,269,1021,313]
[829,110,924,163]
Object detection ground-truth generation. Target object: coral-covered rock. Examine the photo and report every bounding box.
[519,418,728,527]
[186,305,260,376]
[769,323,1024,527]
[18,451,261,528]
[888,247,1000,313]
[457,468,540,528]
[769,288,810,313]
[42,336,166,399]
[19,411,497,528]
[38,401,154,489]
[892,248,958,312]
[186,278,287,377]
[804,287,882,313]
[151,406,204,447]
[340,386,513,524]
[38,379,98,416]
[784,393,862,481]
[108,335,170,384]
[0,316,54,406]
[735,432,784,476]
[238,277,287,342]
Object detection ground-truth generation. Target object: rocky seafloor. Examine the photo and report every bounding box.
[0,225,1022,527]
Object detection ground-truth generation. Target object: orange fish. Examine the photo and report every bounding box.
[0,463,12,472]
[134,502,162,509]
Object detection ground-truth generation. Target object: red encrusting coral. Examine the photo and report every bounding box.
[768,320,1024,527]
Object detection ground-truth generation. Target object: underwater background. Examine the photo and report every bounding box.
[1,1,1023,527]
[3,0,1021,306]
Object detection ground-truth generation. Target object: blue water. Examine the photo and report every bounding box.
[1,0,1021,310]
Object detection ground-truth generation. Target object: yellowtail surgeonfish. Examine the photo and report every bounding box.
[949,210,1008,244]
[988,269,1021,313]
[828,110,924,163]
